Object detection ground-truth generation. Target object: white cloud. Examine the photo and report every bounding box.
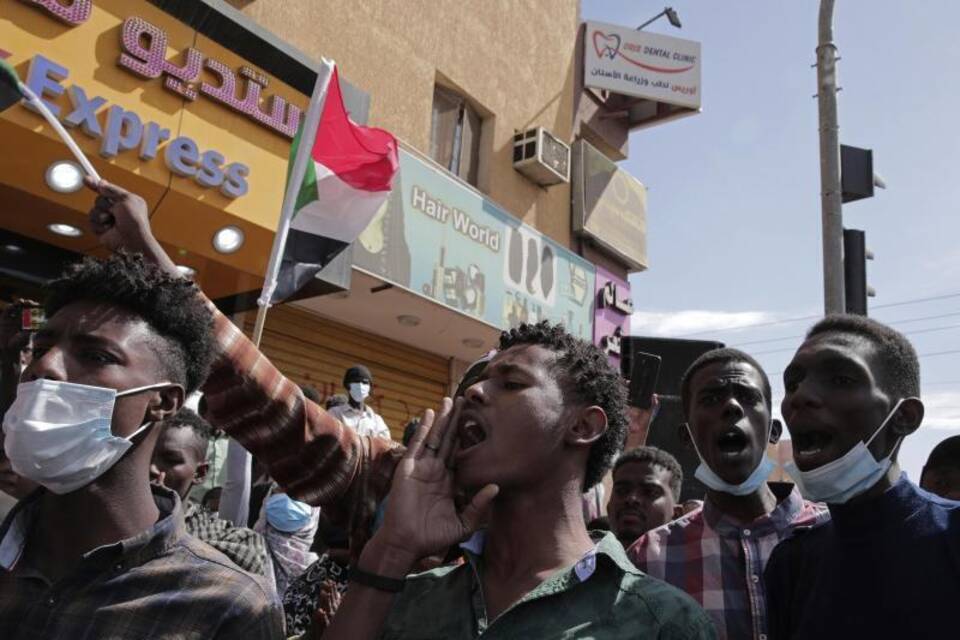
[920,390,960,430]
[630,309,779,338]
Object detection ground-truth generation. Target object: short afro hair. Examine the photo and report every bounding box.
[922,435,960,477]
[614,446,683,501]
[498,321,628,489]
[44,252,214,393]
[680,348,771,417]
[158,408,214,458]
[806,314,920,400]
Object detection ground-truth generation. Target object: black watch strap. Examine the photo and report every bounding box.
[348,565,406,593]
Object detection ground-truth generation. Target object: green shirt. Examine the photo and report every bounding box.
[379,532,716,639]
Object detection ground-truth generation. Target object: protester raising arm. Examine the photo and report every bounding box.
[322,398,498,640]
[83,177,403,519]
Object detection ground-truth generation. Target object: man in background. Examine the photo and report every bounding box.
[150,409,272,582]
[920,435,960,500]
[607,446,683,548]
[327,365,391,439]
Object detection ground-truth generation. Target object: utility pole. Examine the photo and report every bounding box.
[817,0,844,314]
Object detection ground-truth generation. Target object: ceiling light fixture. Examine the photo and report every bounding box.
[45,160,84,193]
[462,337,485,349]
[176,265,197,278]
[47,222,83,237]
[212,225,244,254]
[397,314,421,327]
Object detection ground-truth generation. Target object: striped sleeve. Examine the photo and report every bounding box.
[200,303,403,513]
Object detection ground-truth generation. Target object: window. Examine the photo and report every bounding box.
[430,85,482,187]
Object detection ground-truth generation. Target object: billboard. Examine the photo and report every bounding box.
[583,20,701,111]
[572,140,648,272]
[354,148,596,340]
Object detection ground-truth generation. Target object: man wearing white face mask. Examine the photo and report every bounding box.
[628,349,827,640]
[765,315,960,640]
[327,365,392,440]
[0,253,282,638]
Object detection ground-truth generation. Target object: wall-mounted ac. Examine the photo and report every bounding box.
[512,127,570,186]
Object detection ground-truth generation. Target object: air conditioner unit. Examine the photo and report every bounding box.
[512,127,570,186]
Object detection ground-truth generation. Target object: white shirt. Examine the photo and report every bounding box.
[328,403,392,439]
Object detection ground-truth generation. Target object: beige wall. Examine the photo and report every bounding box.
[227,0,580,249]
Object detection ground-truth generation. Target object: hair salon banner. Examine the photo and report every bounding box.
[354,148,596,339]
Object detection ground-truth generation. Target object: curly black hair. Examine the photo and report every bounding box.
[158,407,214,458]
[680,348,772,418]
[498,321,628,489]
[44,252,214,393]
[806,314,920,400]
[614,446,683,501]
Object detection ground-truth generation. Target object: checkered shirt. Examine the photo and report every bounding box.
[628,487,828,640]
[0,486,283,639]
[183,500,271,579]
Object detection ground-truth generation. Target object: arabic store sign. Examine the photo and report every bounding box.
[20,0,302,139]
[583,20,701,110]
[354,150,596,340]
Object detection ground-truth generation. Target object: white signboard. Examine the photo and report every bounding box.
[583,20,701,110]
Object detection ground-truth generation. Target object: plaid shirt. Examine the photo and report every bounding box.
[628,486,828,640]
[183,500,271,579]
[0,485,283,639]
[201,301,403,524]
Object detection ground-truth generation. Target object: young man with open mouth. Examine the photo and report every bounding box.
[629,348,827,640]
[83,178,716,639]
[764,316,960,640]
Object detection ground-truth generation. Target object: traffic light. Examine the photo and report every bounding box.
[844,228,875,315]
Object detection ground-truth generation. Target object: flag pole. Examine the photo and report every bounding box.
[18,81,101,181]
[251,58,335,348]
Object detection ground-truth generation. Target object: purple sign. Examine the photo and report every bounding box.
[593,266,632,367]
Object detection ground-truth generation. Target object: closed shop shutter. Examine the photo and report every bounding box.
[245,304,449,440]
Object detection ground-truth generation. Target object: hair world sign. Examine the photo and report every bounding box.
[19,0,303,139]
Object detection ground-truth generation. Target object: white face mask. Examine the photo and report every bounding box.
[686,422,775,496]
[785,399,906,504]
[348,382,370,403]
[2,379,171,494]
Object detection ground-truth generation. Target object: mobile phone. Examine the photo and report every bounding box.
[20,307,44,331]
[621,338,661,409]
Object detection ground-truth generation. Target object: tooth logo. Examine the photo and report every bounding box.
[593,31,621,60]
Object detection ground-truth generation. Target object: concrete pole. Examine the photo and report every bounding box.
[817,0,845,314]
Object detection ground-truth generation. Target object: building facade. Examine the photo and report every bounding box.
[0,0,665,438]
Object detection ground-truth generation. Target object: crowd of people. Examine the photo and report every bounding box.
[0,176,958,639]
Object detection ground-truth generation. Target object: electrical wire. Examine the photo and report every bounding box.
[732,311,960,347]
[665,291,960,338]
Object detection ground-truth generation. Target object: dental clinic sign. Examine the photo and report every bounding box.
[583,20,701,110]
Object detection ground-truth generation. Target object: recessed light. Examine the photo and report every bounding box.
[2,244,25,255]
[397,314,421,327]
[47,223,82,237]
[212,225,244,254]
[176,265,196,278]
[45,160,84,193]
[462,337,485,349]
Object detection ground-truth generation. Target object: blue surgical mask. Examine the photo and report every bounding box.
[686,422,775,496]
[264,493,313,532]
[785,399,906,504]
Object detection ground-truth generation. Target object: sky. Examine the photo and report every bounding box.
[581,0,960,481]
